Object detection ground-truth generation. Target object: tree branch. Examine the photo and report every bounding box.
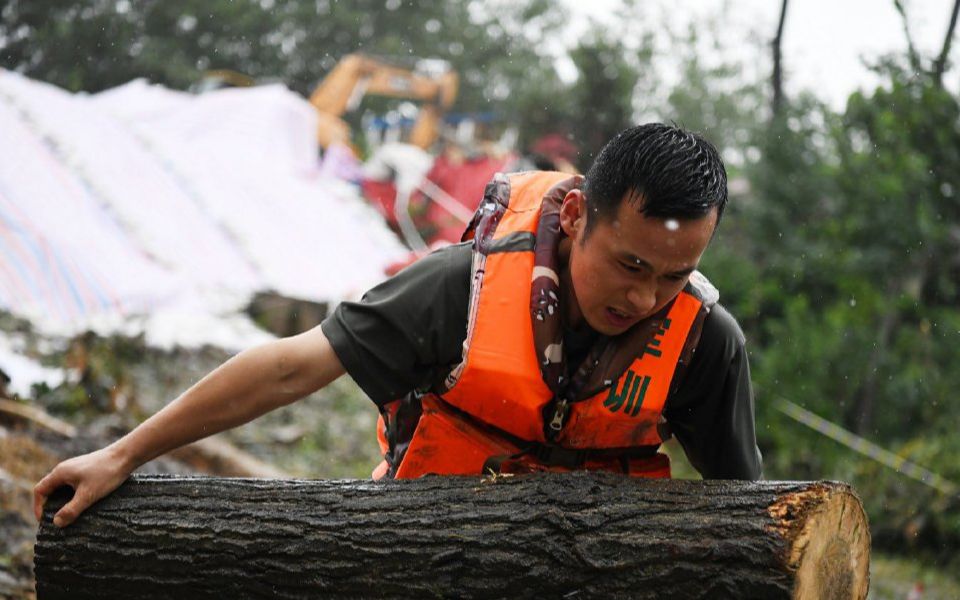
[933,0,960,86]
[892,0,923,73]
[772,0,789,118]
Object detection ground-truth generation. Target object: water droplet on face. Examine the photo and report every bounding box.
[665,219,679,231]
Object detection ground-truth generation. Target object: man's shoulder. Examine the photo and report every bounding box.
[406,241,472,278]
[381,241,473,294]
[699,303,747,357]
[321,241,474,404]
[434,241,473,272]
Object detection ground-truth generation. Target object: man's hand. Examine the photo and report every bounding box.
[33,445,132,528]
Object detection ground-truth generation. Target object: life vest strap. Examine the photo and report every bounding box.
[481,438,661,471]
[429,394,660,473]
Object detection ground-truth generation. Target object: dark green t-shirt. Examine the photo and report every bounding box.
[322,242,762,479]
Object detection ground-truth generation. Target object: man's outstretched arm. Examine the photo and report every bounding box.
[33,325,344,528]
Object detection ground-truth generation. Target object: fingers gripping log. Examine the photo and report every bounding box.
[35,473,869,599]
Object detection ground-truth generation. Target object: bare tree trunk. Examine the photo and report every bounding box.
[933,0,960,86]
[772,0,790,118]
[35,474,870,600]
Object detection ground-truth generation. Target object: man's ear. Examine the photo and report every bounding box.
[559,189,586,237]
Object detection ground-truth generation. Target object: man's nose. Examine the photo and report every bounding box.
[626,281,657,316]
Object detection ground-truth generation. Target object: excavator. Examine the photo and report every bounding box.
[308,53,459,151]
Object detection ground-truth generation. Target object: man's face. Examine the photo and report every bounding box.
[559,189,717,336]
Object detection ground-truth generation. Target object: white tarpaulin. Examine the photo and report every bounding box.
[0,331,64,397]
[0,72,406,350]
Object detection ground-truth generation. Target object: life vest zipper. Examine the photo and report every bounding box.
[547,397,570,435]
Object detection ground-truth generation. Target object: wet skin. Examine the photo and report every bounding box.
[557,189,718,336]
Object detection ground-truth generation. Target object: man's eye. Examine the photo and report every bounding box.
[619,262,641,273]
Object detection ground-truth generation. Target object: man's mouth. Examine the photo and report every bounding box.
[605,307,634,327]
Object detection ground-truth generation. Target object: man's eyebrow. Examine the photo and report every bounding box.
[621,253,696,277]
[668,266,697,277]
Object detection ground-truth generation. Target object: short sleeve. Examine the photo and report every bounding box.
[664,304,763,480]
[321,242,472,406]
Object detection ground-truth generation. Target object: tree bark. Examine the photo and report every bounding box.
[35,473,870,600]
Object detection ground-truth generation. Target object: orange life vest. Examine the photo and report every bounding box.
[374,171,710,480]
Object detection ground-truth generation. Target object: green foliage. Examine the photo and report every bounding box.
[33,332,146,420]
[228,376,382,479]
[856,430,960,569]
[707,58,960,561]
[662,21,766,160]
[562,28,645,165]
[836,73,960,284]
[871,552,960,599]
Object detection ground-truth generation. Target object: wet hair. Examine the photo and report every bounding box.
[582,123,727,233]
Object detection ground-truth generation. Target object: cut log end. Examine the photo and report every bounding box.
[769,483,870,600]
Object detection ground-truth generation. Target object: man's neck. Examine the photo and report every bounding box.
[557,237,590,334]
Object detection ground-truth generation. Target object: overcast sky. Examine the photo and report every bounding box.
[561,0,958,109]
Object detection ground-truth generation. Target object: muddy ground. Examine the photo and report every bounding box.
[0,320,381,599]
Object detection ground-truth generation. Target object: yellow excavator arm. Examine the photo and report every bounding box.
[309,53,458,150]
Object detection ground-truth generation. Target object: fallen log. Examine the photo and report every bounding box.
[0,398,77,438]
[35,473,869,599]
[168,436,289,479]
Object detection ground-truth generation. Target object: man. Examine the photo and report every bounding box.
[34,123,761,528]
